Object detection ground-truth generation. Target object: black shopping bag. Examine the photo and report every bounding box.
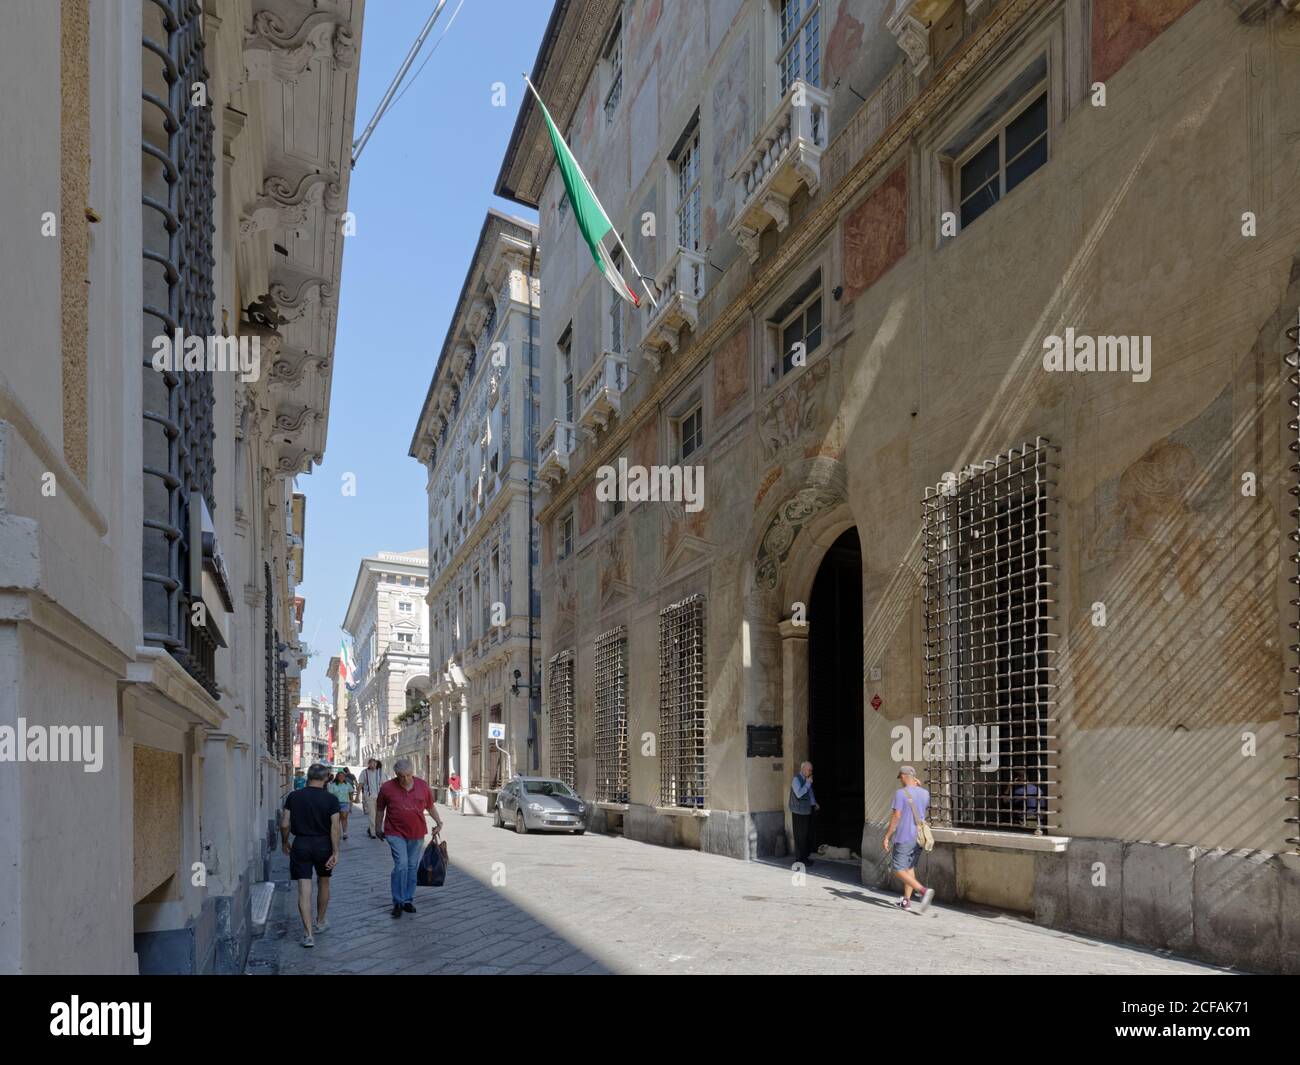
[417,837,449,887]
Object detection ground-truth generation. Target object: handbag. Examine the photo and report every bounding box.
[903,786,935,852]
[416,836,449,887]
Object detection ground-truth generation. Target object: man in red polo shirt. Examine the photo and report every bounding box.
[375,757,443,918]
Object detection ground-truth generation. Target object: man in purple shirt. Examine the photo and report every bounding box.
[882,766,935,912]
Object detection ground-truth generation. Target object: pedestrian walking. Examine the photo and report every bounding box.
[360,758,383,838]
[789,761,819,866]
[280,763,341,947]
[448,771,462,812]
[328,770,354,839]
[882,766,935,913]
[375,757,443,918]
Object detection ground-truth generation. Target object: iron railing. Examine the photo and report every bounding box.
[548,649,575,788]
[1285,312,1300,850]
[922,438,1060,834]
[659,594,707,808]
[593,627,628,803]
[141,0,217,694]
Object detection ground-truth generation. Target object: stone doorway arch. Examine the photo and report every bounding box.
[740,456,862,857]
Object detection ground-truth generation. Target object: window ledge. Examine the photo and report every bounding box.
[653,805,709,819]
[932,827,1069,853]
[596,802,629,812]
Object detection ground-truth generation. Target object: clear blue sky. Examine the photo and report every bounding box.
[297,1,551,702]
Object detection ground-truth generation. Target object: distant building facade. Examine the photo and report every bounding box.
[342,550,432,764]
[497,0,1300,973]
[410,211,543,801]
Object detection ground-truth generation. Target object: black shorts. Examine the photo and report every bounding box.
[290,836,333,880]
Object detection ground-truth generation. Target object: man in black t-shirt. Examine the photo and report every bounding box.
[280,763,341,947]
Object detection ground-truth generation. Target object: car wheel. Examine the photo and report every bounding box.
[493,805,503,828]
[573,829,585,836]
[515,810,528,835]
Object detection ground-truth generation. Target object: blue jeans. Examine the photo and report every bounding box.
[387,835,424,904]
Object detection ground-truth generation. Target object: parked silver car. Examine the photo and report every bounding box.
[495,776,587,834]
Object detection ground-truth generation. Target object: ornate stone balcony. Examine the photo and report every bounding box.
[641,247,707,364]
[729,80,830,263]
[577,351,629,432]
[538,419,574,484]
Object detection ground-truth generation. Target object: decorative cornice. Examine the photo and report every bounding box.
[536,0,1047,524]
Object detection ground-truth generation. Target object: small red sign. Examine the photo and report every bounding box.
[870,694,882,710]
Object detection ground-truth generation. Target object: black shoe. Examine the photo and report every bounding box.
[402,902,416,914]
[390,903,402,918]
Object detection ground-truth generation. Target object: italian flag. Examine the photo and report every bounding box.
[338,639,353,685]
[526,77,650,309]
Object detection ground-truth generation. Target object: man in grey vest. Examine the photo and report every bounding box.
[789,761,819,865]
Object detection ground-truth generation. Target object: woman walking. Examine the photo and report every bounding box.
[328,769,355,839]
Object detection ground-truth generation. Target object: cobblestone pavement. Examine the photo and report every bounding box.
[254,803,1225,975]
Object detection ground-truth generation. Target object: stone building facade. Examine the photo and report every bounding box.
[0,0,363,972]
[497,0,1300,972]
[410,211,544,804]
[341,550,432,764]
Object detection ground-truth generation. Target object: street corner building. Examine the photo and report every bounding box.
[0,0,364,972]
[495,0,1300,973]
[409,211,544,810]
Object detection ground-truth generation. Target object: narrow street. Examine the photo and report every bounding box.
[252,804,1223,976]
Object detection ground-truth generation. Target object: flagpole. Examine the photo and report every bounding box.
[522,75,658,310]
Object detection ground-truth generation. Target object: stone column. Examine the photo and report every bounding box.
[458,693,470,813]
[779,618,810,849]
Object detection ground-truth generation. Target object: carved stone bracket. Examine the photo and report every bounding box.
[243,10,356,85]
[267,276,337,322]
[268,346,329,389]
[887,9,932,77]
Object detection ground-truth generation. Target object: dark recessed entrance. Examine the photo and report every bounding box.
[807,528,865,852]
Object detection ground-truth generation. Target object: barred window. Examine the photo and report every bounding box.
[593,627,628,803]
[659,594,707,808]
[922,438,1059,833]
[548,649,576,788]
[141,0,217,694]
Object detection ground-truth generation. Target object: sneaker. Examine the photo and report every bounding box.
[390,903,402,919]
[402,902,417,914]
[313,919,330,934]
[301,934,315,948]
[895,897,910,910]
[915,888,935,913]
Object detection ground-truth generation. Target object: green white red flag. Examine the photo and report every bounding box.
[524,76,654,310]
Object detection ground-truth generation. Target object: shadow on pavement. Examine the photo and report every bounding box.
[251,807,614,976]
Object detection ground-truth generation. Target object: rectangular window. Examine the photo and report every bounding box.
[560,328,574,423]
[396,632,414,644]
[609,248,625,352]
[559,512,574,559]
[675,128,702,252]
[677,404,704,461]
[398,601,413,613]
[778,0,821,95]
[548,649,576,788]
[772,274,822,378]
[471,710,482,789]
[603,17,623,121]
[958,85,1048,231]
[659,594,707,808]
[594,627,629,803]
[921,437,1059,833]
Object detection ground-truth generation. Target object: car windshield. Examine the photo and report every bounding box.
[523,780,575,798]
